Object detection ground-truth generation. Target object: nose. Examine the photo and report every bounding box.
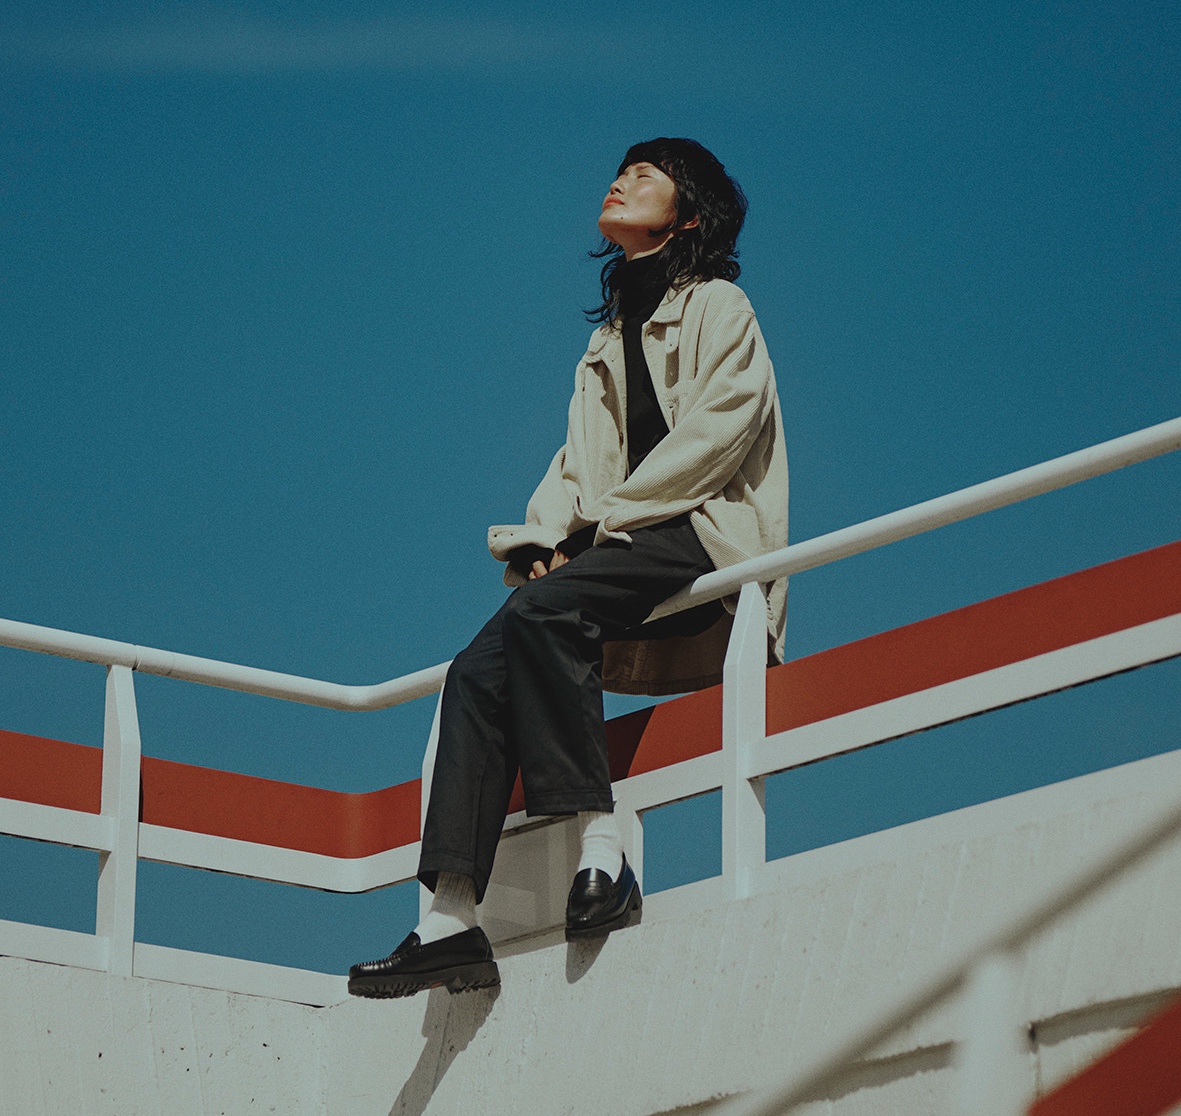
[608,177,624,195]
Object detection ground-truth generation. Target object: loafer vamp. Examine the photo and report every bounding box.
[566,869,615,916]
[349,927,492,979]
[566,857,641,934]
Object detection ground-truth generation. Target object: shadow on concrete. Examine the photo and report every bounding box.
[819,1042,954,1107]
[1031,987,1177,1050]
[564,933,607,983]
[387,984,499,1116]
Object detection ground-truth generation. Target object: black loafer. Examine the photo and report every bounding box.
[565,854,642,940]
[347,926,499,999]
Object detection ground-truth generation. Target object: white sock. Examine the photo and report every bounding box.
[577,811,624,879]
[414,871,477,944]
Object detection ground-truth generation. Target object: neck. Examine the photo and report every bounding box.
[621,231,674,261]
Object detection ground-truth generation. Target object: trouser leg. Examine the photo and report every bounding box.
[418,609,518,902]
[418,515,716,902]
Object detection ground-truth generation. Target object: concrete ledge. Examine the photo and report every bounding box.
[3,748,1180,1115]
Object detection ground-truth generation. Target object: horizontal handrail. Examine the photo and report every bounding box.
[707,785,1181,1116]
[0,416,1177,708]
[0,618,449,711]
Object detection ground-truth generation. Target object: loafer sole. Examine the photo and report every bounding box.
[347,958,500,999]
[565,884,642,941]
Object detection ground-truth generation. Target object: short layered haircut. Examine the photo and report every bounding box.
[588,137,749,325]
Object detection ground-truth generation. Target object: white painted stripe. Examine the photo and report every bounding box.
[0,918,107,971]
[137,824,421,892]
[0,798,113,850]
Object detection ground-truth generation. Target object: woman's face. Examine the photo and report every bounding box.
[598,161,681,260]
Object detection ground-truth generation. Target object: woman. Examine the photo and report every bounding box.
[349,138,788,998]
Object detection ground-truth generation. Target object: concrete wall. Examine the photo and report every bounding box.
[0,959,323,1115]
[3,747,1180,1116]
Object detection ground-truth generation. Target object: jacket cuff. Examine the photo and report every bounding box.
[487,523,566,562]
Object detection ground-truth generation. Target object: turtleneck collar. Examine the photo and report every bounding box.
[613,252,671,321]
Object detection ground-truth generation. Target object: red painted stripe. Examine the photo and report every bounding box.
[0,729,102,815]
[0,727,421,857]
[2,541,1178,856]
[139,758,421,858]
[1028,994,1181,1116]
[607,685,723,779]
[765,540,1181,737]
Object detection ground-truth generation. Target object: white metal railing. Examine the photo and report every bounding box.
[0,415,1178,1030]
[2,415,1177,706]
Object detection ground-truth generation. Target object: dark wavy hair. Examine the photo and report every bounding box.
[587,137,748,325]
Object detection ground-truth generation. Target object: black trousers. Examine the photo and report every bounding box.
[418,514,719,901]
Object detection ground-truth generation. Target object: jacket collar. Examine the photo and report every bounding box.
[585,282,696,355]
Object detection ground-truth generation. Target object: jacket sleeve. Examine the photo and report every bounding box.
[592,302,774,537]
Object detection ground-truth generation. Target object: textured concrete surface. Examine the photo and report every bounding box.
[2,748,1180,1115]
[0,959,322,1115]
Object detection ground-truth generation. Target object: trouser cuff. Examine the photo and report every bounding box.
[525,791,615,816]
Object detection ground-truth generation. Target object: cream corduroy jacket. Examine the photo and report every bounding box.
[488,279,789,696]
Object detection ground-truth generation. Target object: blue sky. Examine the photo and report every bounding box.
[1,1,1178,973]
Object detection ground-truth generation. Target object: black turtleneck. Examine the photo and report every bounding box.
[616,253,672,476]
[550,256,672,561]
[507,255,673,575]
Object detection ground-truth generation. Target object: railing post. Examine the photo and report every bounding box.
[97,664,142,977]
[722,581,768,901]
[419,685,445,922]
[953,950,1031,1116]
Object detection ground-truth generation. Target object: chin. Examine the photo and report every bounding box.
[597,220,622,244]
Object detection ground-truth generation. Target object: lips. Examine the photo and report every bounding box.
[602,197,624,208]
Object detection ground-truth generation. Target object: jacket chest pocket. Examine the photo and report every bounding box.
[647,324,682,423]
[583,357,623,425]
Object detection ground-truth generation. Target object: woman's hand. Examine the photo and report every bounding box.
[529,549,571,579]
